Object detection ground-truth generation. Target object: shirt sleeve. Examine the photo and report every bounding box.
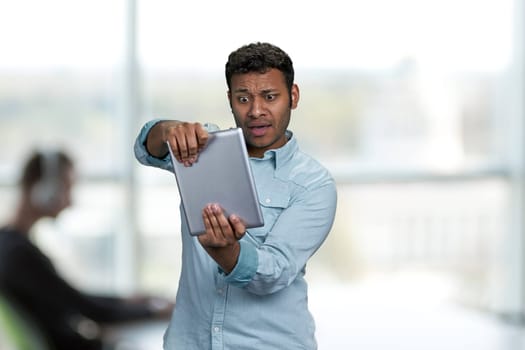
[222,239,259,286]
[133,119,173,171]
[224,175,338,294]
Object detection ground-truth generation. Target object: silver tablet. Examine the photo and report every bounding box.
[167,128,264,236]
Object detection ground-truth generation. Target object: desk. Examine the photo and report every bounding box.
[103,319,168,350]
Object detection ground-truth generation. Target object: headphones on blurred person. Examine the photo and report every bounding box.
[30,151,62,209]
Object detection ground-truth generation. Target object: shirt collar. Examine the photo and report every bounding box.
[253,130,297,169]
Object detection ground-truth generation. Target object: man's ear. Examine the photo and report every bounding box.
[291,84,300,109]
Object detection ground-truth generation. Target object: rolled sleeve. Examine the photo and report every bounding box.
[223,240,258,287]
[133,119,173,171]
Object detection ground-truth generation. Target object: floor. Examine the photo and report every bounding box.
[310,280,525,350]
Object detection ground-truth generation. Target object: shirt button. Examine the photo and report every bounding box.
[213,326,220,333]
[217,288,223,295]
[265,198,271,204]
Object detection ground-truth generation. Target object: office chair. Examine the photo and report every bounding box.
[0,293,50,350]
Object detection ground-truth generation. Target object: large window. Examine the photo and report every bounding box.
[137,0,519,310]
[0,0,130,292]
[0,0,522,316]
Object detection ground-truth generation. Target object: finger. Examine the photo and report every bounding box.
[215,211,235,242]
[165,127,186,163]
[201,205,228,247]
[211,204,232,237]
[189,124,209,165]
[229,215,246,240]
[205,204,237,244]
[199,207,215,243]
[202,205,217,231]
[202,208,214,231]
[165,122,203,165]
[195,123,209,151]
[203,205,227,237]
[208,207,224,234]
[176,131,190,163]
[166,140,182,163]
[185,130,201,162]
[177,124,208,165]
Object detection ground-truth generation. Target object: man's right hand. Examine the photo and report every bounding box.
[146,120,209,167]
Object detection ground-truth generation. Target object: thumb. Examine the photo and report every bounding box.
[229,214,246,240]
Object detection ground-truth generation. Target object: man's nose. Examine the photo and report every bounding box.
[248,97,264,118]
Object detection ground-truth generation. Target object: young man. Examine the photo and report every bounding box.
[0,150,173,350]
[135,42,337,349]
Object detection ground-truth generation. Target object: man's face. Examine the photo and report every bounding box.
[41,167,75,218]
[57,167,74,212]
[228,68,299,158]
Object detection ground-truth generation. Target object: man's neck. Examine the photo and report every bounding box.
[8,200,41,236]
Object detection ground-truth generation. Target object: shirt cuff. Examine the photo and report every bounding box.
[223,240,258,287]
[133,119,174,171]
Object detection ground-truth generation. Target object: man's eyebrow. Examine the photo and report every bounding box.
[232,88,279,94]
[232,88,249,93]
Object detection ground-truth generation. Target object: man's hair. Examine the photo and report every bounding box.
[20,150,73,190]
[225,42,295,94]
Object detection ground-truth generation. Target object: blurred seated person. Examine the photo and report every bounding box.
[0,150,174,350]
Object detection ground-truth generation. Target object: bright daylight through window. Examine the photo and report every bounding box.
[0,1,523,349]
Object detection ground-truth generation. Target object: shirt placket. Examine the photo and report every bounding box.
[211,274,228,350]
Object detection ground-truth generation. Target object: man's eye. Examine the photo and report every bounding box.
[265,94,276,101]
[238,96,249,103]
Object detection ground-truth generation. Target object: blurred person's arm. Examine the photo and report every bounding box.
[86,295,173,320]
[2,239,170,324]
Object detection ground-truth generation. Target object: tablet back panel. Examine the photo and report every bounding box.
[168,128,264,236]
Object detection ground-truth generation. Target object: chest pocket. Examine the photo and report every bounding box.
[247,189,290,244]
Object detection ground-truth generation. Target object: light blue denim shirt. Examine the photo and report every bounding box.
[134,120,337,350]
